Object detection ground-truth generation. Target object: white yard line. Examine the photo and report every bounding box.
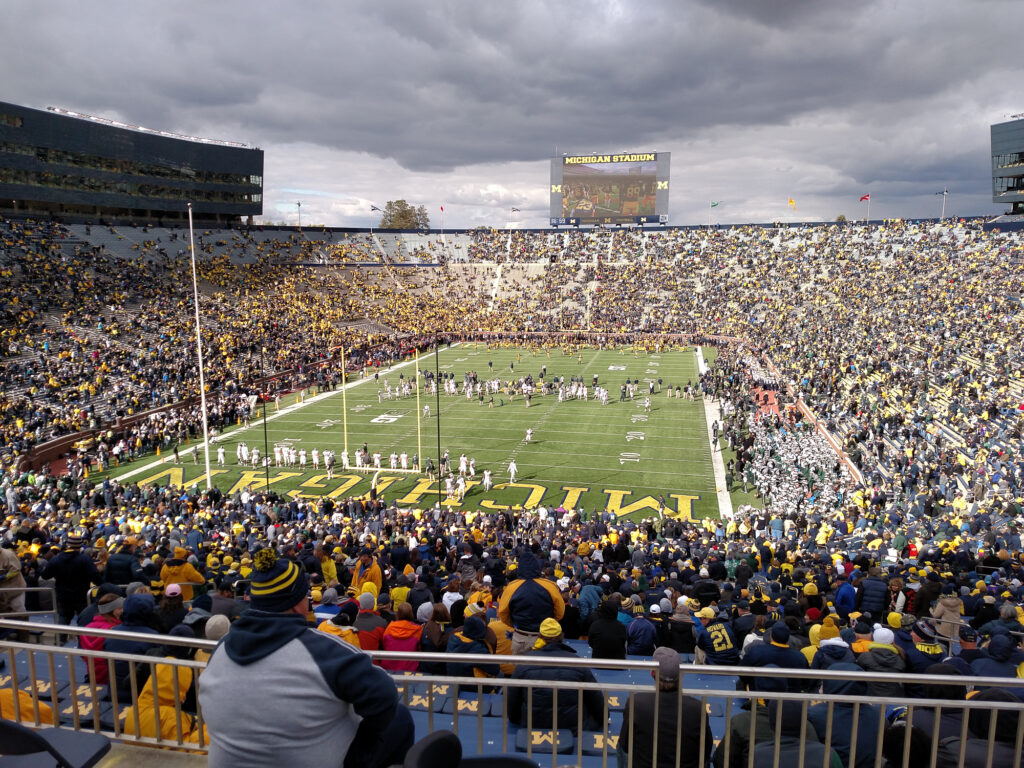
[112,344,457,482]
[696,346,734,520]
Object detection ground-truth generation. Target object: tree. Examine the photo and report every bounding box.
[379,200,430,230]
[835,214,847,222]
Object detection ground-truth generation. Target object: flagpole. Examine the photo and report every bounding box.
[187,203,212,490]
[867,196,870,223]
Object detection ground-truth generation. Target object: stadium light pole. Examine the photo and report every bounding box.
[261,347,271,492]
[187,203,213,490]
[296,200,302,229]
[435,337,443,509]
[370,204,382,238]
[936,188,948,220]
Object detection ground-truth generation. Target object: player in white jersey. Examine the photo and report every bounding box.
[251,447,260,467]
[390,452,398,469]
[459,454,468,476]
[217,445,226,466]
[373,452,382,469]
[299,449,307,469]
[400,451,409,470]
[312,449,320,470]
[423,404,430,419]
[445,475,454,500]
[508,459,518,483]
[468,457,476,478]
[240,443,250,465]
[525,428,533,443]
[341,450,350,469]
[482,468,493,491]
[274,445,282,467]
[456,475,467,501]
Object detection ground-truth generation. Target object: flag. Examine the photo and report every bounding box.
[788,198,797,209]
[370,205,382,212]
[710,201,721,208]
[440,205,444,212]
[859,194,870,202]
[511,207,520,213]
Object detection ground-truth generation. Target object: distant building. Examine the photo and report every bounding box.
[0,101,263,224]
[992,117,1024,215]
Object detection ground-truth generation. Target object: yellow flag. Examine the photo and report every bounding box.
[788,198,797,210]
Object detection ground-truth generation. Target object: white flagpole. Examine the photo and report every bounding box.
[708,201,712,229]
[866,197,871,223]
[187,203,213,489]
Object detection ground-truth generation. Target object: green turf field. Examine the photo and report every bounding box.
[111,344,722,520]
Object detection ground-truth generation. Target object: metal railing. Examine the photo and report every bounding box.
[0,585,58,626]
[1,618,1023,768]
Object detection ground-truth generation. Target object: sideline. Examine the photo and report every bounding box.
[111,344,458,483]
[696,346,734,520]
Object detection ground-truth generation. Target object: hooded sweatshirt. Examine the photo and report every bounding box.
[445,617,499,679]
[380,620,421,671]
[969,634,1024,678]
[199,609,398,768]
[810,638,856,669]
[497,549,564,632]
[856,642,906,697]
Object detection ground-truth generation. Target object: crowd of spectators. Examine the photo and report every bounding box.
[4,469,1024,763]
[2,210,1024,765]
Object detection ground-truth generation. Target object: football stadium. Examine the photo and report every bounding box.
[3,10,1024,768]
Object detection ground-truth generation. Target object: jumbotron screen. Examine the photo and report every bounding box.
[550,152,670,226]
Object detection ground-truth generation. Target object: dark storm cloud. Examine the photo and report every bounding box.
[1,0,1020,224]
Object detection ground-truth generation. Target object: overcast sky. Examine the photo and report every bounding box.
[4,0,1021,228]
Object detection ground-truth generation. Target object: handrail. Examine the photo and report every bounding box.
[1,618,1021,689]
[3,620,1024,768]
[0,585,59,625]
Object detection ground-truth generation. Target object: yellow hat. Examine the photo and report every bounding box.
[696,607,716,620]
[539,618,562,639]
[803,583,818,597]
[887,612,903,630]
[819,618,840,640]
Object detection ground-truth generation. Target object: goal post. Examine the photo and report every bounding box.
[415,348,423,470]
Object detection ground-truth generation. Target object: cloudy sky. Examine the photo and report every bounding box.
[4,0,1021,228]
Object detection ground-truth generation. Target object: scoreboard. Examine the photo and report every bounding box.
[550,152,670,226]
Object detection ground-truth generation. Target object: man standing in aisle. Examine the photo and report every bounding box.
[498,547,565,654]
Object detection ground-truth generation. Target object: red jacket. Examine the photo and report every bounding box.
[80,613,120,685]
[353,610,388,654]
[380,620,421,671]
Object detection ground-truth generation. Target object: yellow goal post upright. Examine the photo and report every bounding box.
[415,348,422,472]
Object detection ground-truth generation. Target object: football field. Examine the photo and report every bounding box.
[112,344,722,521]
